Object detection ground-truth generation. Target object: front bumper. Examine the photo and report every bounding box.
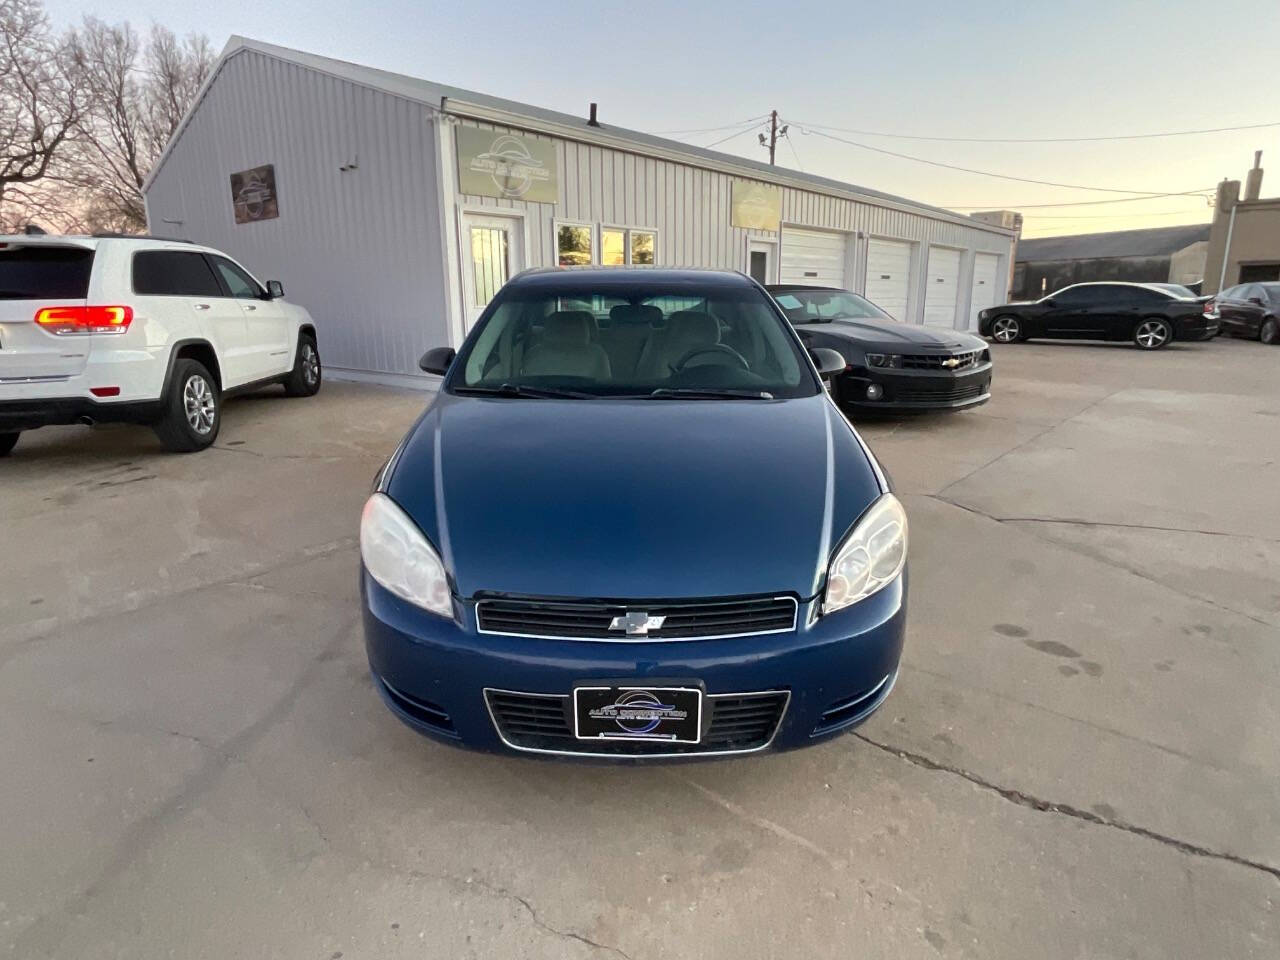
[362,571,907,759]
[834,363,992,411]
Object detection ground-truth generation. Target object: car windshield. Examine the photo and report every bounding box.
[452,283,819,399]
[772,289,891,323]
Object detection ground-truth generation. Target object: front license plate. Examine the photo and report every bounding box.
[573,686,702,743]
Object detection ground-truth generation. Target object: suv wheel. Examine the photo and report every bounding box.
[1133,318,1173,350]
[0,432,19,457]
[154,359,220,452]
[1261,317,1279,345]
[283,335,322,397]
[990,316,1023,343]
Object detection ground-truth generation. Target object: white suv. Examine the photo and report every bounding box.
[0,234,320,454]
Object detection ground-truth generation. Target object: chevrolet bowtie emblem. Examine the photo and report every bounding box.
[608,611,667,636]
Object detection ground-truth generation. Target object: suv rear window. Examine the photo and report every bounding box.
[132,251,222,297]
[0,245,94,299]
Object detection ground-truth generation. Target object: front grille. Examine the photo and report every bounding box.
[900,349,984,371]
[486,689,789,755]
[893,381,986,404]
[476,595,798,640]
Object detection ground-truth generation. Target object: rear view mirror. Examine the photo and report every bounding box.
[419,346,456,376]
[809,347,847,378]
[266,280,284,299]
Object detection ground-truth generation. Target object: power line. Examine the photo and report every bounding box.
[791,123,1212,196]
[785,117,1280,144]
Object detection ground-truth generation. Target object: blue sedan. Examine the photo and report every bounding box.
[360,268,907,759]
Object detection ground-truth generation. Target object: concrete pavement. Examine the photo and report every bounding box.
[2,336,1276,959]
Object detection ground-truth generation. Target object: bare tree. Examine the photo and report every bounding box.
[65,20,213,233]
[0,0,85,222]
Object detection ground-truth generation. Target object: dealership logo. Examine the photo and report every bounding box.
[469,135,551,199]
[587,689,685,734]
[608,611,666,636]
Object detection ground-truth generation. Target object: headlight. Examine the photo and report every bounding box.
[360,493,453,617]
[865,353,901,369]
[823,493,908,615]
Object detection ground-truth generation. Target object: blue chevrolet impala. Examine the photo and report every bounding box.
[360,268,907,759]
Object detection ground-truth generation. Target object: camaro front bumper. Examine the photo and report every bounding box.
[834,364,992,411]
[362,571,907,759]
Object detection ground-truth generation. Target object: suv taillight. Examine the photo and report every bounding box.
[34,305,133,335]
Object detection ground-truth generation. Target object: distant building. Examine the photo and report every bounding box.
[1012,223,1210,300]
[1203,152,1280,293]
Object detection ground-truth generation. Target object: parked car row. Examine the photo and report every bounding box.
[0,234,322,457]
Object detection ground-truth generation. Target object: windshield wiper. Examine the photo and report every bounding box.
[453,383,597,399]
[645,388,774,400]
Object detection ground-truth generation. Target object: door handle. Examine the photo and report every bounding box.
[193,303,210,311]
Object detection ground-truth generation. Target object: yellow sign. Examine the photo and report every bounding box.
[731,181,782,231]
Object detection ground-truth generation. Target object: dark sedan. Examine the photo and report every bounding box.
[1210,282,1280,344]
[978,282,1218,350]
[362,268,907,759]
[768,285,992,412]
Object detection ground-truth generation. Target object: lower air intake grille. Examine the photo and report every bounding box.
[486,689,789,756]
[476,595,797,640]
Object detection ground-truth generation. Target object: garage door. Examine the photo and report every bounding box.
[923,246,961,327]
[864,239,911,320]
[779,228,847,287]
[968,253,1001,330]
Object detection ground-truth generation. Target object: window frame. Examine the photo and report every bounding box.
[553,220,596,268]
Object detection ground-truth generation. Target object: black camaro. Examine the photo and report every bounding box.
[977,282,1218,350]
[768,285,992,412]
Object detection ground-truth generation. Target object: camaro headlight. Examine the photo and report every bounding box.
[360,492,453,617]
[824,493,908,614]
[865,353,901,369]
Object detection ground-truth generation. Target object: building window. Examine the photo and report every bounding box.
[556,223,594,266]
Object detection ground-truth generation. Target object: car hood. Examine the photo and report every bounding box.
[794,319,985,351]
[385,393,883,601]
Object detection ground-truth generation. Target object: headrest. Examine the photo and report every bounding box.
[610,304,663,326]
[541,311,595,346]
[666,311,720,347]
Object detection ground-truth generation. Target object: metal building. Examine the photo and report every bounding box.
[144,37,1017,387]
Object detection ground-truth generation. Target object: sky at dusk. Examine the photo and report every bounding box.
[43,0,1280,237]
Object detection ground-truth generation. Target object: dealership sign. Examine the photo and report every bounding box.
[456,128,558,203]
[229,164,279,224]
[730,180,782,232]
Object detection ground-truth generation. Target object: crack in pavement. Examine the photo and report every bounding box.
[926,495,1277,628]
[852,732,1280,884]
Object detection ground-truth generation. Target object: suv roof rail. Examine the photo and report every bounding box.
[90,232,193,242]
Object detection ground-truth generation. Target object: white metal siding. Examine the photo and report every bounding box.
[923,246,962,327]
[779,227,847,286]
[864,239,912,320]
[968,252,1001,330]
[144,50,449,383]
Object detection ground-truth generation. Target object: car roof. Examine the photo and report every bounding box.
[509,266,758,293]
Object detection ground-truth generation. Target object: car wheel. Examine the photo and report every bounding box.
[0,432,19,457]
[990,315,1023,343]
[283,335,322,397]
[153,359,220,452]
[1133,318,1173,350]
[1261,318,1280,345]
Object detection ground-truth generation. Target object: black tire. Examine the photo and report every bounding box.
[153,358,220,452]
[989,315,1024,343]
[0,432,19,457]
[1261,318,1279,345]
[1133,317,1173,350]
[282,334,321,397]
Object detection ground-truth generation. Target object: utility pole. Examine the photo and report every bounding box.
[758,110,788,165]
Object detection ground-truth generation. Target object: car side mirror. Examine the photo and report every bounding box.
[419,346,456,376]
[266,280,284,299]
[809,347,847,379]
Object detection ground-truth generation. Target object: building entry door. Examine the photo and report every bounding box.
[461,213,524,330]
